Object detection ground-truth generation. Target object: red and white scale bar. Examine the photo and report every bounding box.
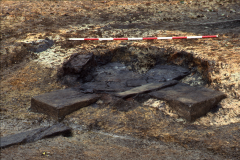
[68,35,218,41]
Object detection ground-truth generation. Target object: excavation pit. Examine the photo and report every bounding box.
[30,45,226,122]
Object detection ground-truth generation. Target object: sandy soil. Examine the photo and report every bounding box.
[0,0,240,159]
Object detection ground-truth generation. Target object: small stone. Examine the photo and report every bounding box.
[175,118,185,122]
[143,99,166,110]
[30,88,100,121]
[28,38,54,53]
[96,100,103,105]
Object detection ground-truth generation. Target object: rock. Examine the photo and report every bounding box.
[62,52,95,78]
[0,123,71,149]
[115,80,178,99]
[144,64,190,83]
[28,37,54,53]
[30,88,100,121]
[149,83,226,121]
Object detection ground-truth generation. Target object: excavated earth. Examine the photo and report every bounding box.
[1,0,240,159]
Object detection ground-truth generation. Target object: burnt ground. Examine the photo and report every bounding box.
[0,0,240,159]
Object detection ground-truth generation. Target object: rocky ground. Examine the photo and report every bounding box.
[0,0,240,159]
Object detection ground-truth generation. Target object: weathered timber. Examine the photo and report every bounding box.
[149,83,226,121]
[115,80,178,99]
[30,88,100,121]
[0,123,71,149]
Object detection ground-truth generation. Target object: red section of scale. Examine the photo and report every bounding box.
[172,36,187,39]
[202,35,218,38]
[113,38,129,40]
